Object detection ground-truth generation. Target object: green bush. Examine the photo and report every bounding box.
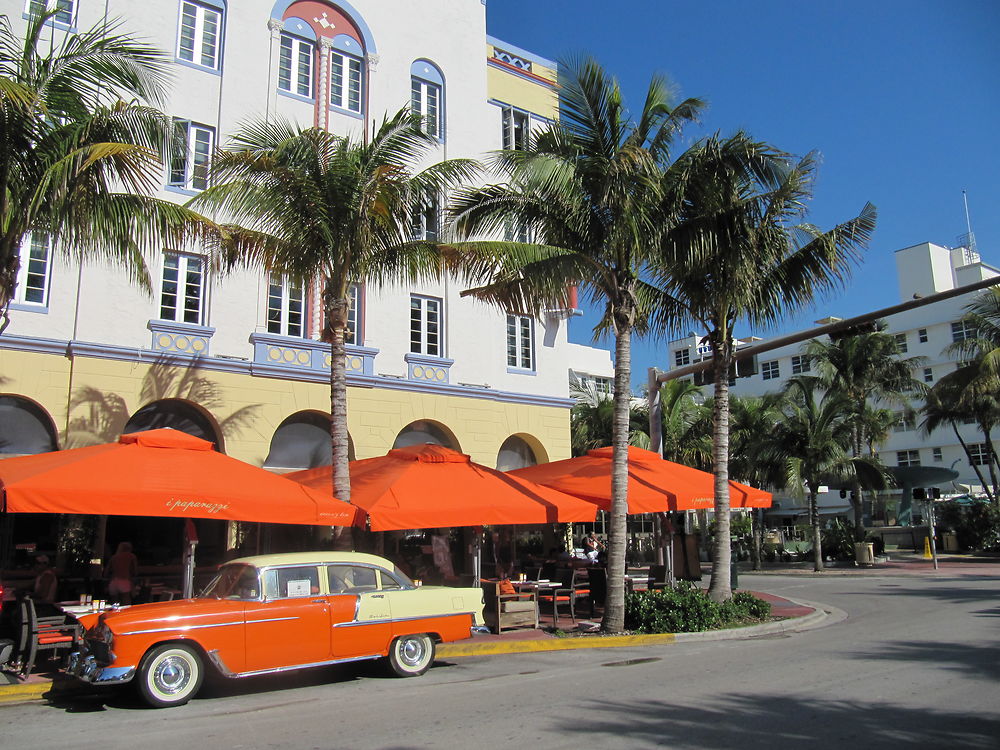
[623,581,772,633]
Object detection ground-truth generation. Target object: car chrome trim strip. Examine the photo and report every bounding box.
[245,617,298,625]
[231,653,381,679]
[119,620,245,636]
[334,611,475,628]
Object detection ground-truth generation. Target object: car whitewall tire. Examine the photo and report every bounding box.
[387,634,434,677]
[137,644,204,708]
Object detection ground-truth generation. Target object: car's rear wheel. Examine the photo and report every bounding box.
[137,644,204,708]
[387,634,434,677]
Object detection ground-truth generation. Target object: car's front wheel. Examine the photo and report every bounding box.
[137,643,204,708]
[387,634,435,677]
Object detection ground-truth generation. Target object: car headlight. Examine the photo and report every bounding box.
[91,622,114,647]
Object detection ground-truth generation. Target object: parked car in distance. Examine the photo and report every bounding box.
[68,552,486,707]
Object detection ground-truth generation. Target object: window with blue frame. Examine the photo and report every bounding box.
[15,233,52,307]
[168,119,214,191]
[410,60,444,139]
[160,253,205,325]
[267,274,306,338]
[506,314,534,371]
[278,32,314,98]
[177,1,222,70]
[323,32,365,114]
[24,0,75,27]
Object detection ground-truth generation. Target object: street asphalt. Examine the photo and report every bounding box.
[1,555,997,749]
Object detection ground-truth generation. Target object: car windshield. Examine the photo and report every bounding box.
[200,564,260,600]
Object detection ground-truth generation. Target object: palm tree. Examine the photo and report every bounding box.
[451,57,704,632]
[776,377,858,571]
[921,375,997,502]
[192,110,478,509]
[646,379,711,467]
[0,11,203,331]
[805,325,925,538]
[569,378,649,456]
[651,133,877,601]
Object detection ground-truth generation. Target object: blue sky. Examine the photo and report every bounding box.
[485,0,1000,387]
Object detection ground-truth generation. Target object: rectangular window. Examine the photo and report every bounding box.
[506,314,534,370]
[923,367,934,383]
[169,120,214,191]
[761,360,780,380]
[791,355,811,374]
[896,450,920,467]
[25,0,75,26]
[968,443,990,466]
[160,253,205,324]
[932,447,943,462]
[951,320,977,342]
[894,333,908,353]
[266,274,306,337]
[501,106,529,151]
[410,194,439,241]
[595,377,612,396]
[15,233,52,306]
[330,50,362,112]
[893,411,916,433]
[278,34,314,98]
[918,328,928,343]
[409,295,441,356]
[411,77,441,138]
[345,284,360,345]
[674,349,691,367]
[177,2,221,69]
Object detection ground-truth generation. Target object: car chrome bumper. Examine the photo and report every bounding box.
[471,625,491,635]
[67,650,135,685]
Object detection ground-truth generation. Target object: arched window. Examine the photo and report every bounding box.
[392,420,459,451]
[495,435,540,471]
[264,411,355,470]
[123,399,221,450]
[0,395,58,455]
[410,59,444,140]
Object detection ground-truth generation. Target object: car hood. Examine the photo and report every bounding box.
[98,597,244,632]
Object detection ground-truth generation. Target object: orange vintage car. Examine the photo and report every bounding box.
[68,552,486,707]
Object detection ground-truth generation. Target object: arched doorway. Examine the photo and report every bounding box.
[0,395,59,456]
[263,411,355,471]
[392,420,460,451]
[123,398,222,450]
[495,434,545,471]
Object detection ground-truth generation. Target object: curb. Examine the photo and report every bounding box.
[438,595,839,658]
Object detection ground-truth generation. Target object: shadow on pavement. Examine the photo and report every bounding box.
[852,581,1000,606]
[850,640,1000,682]
[557,694,1000,749]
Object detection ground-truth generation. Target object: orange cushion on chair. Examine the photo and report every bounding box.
[498,580,516,595]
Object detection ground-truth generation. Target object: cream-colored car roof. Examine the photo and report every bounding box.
[228,551,395,569]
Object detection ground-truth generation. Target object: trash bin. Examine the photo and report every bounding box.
[943,532,959,552]
[730,560,738,589]
[854,542,875,566]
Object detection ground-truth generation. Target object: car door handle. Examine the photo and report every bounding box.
[312,599,326,604]
[370,594,384,599]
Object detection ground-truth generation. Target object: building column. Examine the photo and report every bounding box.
[318,37,333,131]
[266,18,283,120]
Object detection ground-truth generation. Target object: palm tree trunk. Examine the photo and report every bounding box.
[951,421,995,503]
[707,344,732,603]
[601,321,631,633]
[980,425,1000,498]
[850,422,864,542]
[325,280,353,548]
[809,489,823,572]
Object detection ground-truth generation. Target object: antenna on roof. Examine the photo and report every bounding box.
[957,190,978,260]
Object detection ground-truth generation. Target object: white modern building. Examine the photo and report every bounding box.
[0,0,614,479]
[665,238,999,523]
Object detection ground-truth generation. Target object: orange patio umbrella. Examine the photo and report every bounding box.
[0,428,362,527]
[287,443,598,531]
[507,446,771,513]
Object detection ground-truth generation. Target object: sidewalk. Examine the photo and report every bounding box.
[0,589,829,705]
[735,550,1000,577]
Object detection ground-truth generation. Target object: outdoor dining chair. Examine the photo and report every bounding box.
[15,598,81,679]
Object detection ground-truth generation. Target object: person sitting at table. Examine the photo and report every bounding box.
[32,554,58,603]
[106,542,138,605]
[584,532,605,562]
